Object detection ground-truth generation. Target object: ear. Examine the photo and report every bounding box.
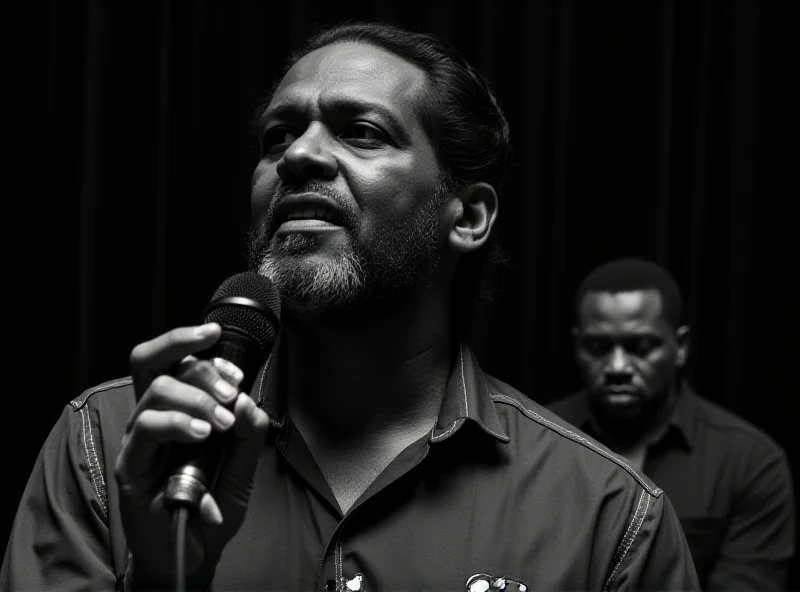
[675,325,690,368]
[446,182,498,254]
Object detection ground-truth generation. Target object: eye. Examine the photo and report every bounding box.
[339,122,388,147]
[261,127,298,156]
[628,337,661,357]
[581,337,612,356]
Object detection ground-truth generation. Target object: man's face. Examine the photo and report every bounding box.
[248,42,448,318]
[574,290,685,429]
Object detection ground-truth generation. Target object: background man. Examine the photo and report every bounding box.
[549,257,795,590]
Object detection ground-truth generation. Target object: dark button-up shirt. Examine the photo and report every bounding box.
[2,344,699,591]
[548,384,795,591]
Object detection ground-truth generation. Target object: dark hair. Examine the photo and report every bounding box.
[574,258,684,329]
[254,21,513,334]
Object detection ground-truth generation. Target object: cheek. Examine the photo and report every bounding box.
[250,163,278,221]
[639,359,675,388]
[644,349,676,374]
[350,156,439,217]
[576,356,602,378]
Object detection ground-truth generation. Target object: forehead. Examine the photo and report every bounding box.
[269,42,428,118]
[579,290,667,331]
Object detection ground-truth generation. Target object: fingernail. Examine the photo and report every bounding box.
[194,323,218,338]
[214,379,238,401]
[189,419,211,437]
[209,504,223,525]
[214,405,235,428]
[212,358,244,386]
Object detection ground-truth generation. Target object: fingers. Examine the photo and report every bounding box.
[118,355,248,489]
[210,357,244,389]
[129,323,222,397]
[118,394,269,523]
[229,390,271,439]
[127,374,237,435]
[174,357,241,409]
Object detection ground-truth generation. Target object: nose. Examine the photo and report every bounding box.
[604,346,633,381]
[276,122,338,184]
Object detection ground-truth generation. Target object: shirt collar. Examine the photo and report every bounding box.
[251,338,509,444]
[429,341,509,443]
[571,380,697,451]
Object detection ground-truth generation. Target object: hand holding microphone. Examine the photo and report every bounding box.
[114,272,280,590]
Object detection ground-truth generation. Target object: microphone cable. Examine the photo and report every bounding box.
[173,505,190,592]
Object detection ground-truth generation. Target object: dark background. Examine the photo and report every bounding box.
[5,0,798,585]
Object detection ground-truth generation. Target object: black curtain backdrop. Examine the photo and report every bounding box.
[6,0,798,584]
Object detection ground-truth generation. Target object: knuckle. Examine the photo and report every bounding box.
[149,374,172,394]
[129,343,148,367]
[180,359,216,384]
[165,328,182,345]
[169,411,188,429]
[195,391,216,416]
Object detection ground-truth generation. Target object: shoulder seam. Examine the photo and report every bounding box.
[603,487,651,591]
[78,404,109,523]
[70,377,133,410]
[489,390,662,497]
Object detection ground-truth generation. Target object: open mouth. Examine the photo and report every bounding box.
[272,193,346,237]
[284,206,342,223]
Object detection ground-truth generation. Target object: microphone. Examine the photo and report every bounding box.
[163,271,281,511]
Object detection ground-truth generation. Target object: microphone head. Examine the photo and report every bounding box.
[202,271,281,352]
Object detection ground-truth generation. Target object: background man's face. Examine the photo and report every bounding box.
[248,42,448,317]
[574,289,683,428]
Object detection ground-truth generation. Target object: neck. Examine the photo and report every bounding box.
[284,290,455,443]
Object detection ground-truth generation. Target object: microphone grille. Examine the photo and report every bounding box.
[203,272,281,351]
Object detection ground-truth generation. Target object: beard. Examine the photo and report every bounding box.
[587,387,669,448]
[246,179,451,322]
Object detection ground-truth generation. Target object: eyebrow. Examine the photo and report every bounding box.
[258,95,412,143]
[581,328,662,337]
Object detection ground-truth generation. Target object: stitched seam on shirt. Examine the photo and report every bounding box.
[321,513,353,592]
[257,356,286,430]
[70,377,133,410]
[489,391,661,496]
[459,343,468,419]
[336,540,342,590]
[606,489,645,584]
[80,405,108,520]
[430,345,468,443]
[603,488,650,591]
[430,418,463,442]
[479,422,509,441]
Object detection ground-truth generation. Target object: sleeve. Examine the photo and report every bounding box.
[604,488,701,591]
[706,449,796,591]
[0,404,118,591]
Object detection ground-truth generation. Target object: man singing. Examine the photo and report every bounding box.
[2,23,699,591]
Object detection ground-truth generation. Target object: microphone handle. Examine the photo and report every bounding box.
[163,328,265,511]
